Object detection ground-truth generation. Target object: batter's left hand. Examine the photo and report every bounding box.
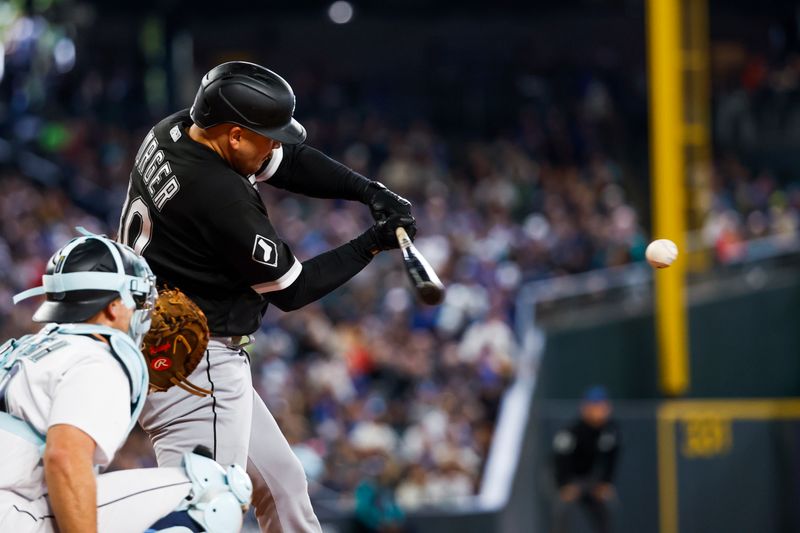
[365,181,412,222]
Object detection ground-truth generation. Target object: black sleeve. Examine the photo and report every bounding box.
[597,425,621,483]
[264,144,372,202]
[212,200,303,293]
[211,198,379,311]
[266,231,376,312]
[553,428,577,487]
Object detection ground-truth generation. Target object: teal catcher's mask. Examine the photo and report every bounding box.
[13,232,157,346]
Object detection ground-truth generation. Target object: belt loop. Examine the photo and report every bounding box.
[210,335,253,350]
[236,335,253,349]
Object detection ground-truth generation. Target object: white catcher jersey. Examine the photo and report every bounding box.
[0,331,132,500]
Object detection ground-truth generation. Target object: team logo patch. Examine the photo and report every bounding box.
[252,235,278,267]
[169,125,182,142]
[150,356,172,371]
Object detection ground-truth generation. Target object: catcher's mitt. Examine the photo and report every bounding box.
[142,288,211,397]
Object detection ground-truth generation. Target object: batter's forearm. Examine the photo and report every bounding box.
[44,450,98,533]
[266,144,373,201]
[266,231,376,311]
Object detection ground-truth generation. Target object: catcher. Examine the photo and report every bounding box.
[1,234,250,533]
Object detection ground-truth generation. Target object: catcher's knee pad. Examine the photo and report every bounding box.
[178,452,253,533]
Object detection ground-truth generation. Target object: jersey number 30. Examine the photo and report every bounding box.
[119,196,153,254]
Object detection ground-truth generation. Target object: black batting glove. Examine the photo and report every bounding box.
[361,213,417,254]
[364,182,413,222]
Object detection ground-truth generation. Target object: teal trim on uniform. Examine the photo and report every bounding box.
[0,412,45,451]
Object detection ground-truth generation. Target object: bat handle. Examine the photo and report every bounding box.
[395,226,413,250]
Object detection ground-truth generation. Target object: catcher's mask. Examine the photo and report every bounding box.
[13,233,157,346]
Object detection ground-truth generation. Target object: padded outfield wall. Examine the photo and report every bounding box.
[535,266,800,400]
[526,264,800,533]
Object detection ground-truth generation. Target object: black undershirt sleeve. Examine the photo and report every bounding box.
[265,144,372,202]
[266,231,377,312]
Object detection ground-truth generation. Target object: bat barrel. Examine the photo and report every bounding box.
[395,226,446,305]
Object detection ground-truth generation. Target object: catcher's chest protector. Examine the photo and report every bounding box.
[0,323,149,445]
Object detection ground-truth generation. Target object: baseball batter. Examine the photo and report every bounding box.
[118,61,416,532]
[1,234,251,533]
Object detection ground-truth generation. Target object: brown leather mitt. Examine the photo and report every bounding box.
[142,288,211,397]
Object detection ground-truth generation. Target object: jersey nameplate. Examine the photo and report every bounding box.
[133,129,181,211]
[252,235,278,267]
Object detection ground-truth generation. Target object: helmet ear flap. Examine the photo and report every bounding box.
[190,90,214,128]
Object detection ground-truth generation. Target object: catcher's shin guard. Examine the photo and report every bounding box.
[176,451,252,533]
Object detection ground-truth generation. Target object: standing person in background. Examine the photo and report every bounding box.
[353,460,406,533]
[118,61,416,532]
[551,386,621,533]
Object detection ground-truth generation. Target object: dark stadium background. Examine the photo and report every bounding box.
[2,0,800,531]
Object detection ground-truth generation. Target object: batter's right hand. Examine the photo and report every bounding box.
[370,213,417,251]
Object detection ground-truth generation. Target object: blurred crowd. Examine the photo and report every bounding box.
[0,81,647,515]
[2,4,800,525]
[703,154,800,263]
[707,44,800,262]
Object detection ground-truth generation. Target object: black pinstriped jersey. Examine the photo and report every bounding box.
[118,109,302,335]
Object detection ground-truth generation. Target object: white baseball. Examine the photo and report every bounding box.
[646,239,678,268]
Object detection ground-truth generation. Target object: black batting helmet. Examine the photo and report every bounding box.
[190,61,307,145]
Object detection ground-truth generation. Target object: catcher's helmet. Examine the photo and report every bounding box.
[190,61,307,145]
[13,234,157,329]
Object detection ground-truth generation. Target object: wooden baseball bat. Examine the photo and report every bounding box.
[395,227,446,305]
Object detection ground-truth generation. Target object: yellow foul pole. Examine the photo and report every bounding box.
[647,0,689,397]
